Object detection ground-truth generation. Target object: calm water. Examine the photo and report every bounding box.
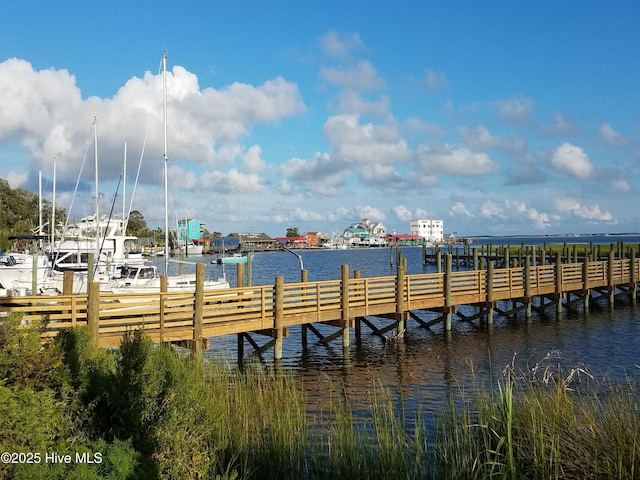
[175,235,640,417]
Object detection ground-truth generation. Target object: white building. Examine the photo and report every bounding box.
[410,219,444,243]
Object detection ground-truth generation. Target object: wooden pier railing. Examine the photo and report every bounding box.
[1,255,638,358]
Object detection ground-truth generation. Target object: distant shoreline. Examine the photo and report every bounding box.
[468,233,640,239]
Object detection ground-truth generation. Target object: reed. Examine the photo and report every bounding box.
[3,321,640,479]
[430,355,640,479]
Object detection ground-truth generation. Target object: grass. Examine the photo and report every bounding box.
[1,314,640,479]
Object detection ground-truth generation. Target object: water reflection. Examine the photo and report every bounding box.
[180,243,640,424]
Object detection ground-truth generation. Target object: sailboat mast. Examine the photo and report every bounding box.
[93,116,100,271]
[38,170,43,250]
[52,157,56,250]
[162,51,169,275]
[123,141,127,229]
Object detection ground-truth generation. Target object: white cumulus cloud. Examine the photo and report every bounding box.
[417,143,498,176]
[554,197,614,222]
[598,123,629,147]
[550,143,593,179]
[449,201,473,217]
[320,61,386,91]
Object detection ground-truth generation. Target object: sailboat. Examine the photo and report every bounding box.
[37,120,148,295]
[112,52,229,294]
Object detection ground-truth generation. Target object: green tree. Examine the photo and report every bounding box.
[0,178,66,251]
[126,210,154,238]
[286,227,299,237]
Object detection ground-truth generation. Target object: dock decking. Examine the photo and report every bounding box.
[0,252,637,360]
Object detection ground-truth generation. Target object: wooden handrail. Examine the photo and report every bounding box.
[1,258,638,347]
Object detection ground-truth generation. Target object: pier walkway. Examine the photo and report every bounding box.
[0,251,638,360]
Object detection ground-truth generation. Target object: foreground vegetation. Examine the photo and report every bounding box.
[1,313,639,479]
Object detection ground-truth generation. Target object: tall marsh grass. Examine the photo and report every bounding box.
[2,317,639,479]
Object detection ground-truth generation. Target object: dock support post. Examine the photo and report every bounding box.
[444,253,452,331]
[87,281,100,346]
[274,276,284,360]
[301,269,309,347]
[341,264,350,348]
[473,248,478,271]
[193,263,204,355]
[631,249,637,305]
[354,270,361,342]
[396,263,406,335]
[63,271,74,295]
[582,256,590,310]
[247,252,253,286]
[87,253,94,287]
[436,250,442,273]
[487,261,494,324]
[237,334,244,365]
[608,250,615,307]
[555,251,563,314]
[237,262,245,288]
[524,256,532,318]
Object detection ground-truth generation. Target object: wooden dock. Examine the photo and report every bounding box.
[0,251,638,360]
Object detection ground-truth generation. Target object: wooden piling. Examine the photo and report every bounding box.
[631,249,637,305]
[354,269,361,342]
[63,271,74,295]
[608,250,615,305]
[274,276,284,360]
[237,262,245,288]
[524,256,532,318]
[444,253,452,330]
[87,281,100,346]
[193,263,204,355]
[486,261,495,324]
[87,253,94,285]
[301,268,309,347]
[582,256,590,310]
[341,264,350,347]
[555,251,563,313]
[396,263,406,335]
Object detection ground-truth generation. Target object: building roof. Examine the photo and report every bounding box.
[387,234,422,239]
[274,237,308,242]
[229,232,275,242]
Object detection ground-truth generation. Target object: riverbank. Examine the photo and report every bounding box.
[2,314,639,479]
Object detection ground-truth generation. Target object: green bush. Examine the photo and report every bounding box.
[0,313,68,392]
[82,330,229,478]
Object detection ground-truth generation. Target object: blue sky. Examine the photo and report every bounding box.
[1,1,639,237]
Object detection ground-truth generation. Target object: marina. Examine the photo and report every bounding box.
[3,235,640,461]
[2,237,640,367]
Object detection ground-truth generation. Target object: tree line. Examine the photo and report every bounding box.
[0,178,157,252]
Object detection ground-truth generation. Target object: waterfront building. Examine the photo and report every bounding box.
[387,233,425,246]
[226,232,277,252]
[177,218,204,242]
[410,219,444,244]
[306,232,328,247]
[340,219,388,247]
